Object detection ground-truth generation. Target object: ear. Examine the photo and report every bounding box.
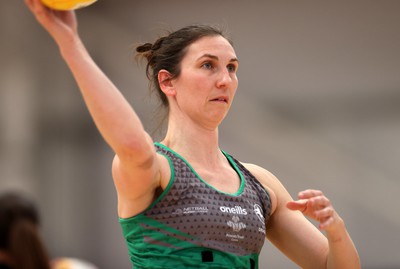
[158,69,176,96]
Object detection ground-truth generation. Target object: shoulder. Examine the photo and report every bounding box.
[241,162,282,215]
[110,145,172,218]
[242,163,329,267]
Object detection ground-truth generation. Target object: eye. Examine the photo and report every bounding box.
[227,64,237,73]
[201,62,213,70]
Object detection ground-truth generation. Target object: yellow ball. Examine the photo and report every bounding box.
[41,0,97,10]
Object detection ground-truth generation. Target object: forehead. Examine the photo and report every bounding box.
[184,35,237,60]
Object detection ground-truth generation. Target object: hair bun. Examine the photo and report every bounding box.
[136,43,153,53]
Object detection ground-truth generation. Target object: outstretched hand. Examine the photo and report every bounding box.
[25,0,78,46]
[287,189,343,232]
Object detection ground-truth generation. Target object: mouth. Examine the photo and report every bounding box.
[210,97,229,103]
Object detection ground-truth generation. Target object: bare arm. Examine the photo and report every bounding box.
[287,190,361,269]
[25,0,163,212]
[245,164,360,269]
[25,0,151,160]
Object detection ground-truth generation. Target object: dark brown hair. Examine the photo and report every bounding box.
[0,192,50,269]
[136,24,232,111]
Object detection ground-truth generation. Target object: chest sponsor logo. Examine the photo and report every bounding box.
[226,216,246,242]
[219,205,247,215]
[227,215,246,232]
[172,206,208,215]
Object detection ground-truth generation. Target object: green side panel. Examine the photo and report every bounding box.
[120,215,259,268]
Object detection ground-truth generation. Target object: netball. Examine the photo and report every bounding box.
[41,0,97,10]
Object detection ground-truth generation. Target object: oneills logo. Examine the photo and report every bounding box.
[219,205,248,215]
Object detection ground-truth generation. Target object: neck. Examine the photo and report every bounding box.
[161,116,224,168]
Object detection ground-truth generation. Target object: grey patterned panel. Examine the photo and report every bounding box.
[146,144,271,256]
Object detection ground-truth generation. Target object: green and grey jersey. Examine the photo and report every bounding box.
[120,143,272,269]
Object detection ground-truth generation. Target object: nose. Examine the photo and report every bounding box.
[216,69,232,89]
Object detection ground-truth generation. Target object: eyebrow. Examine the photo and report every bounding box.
[198,53,239,63]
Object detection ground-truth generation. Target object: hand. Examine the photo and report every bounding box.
[287,189,343,232]
[25,0,78,46]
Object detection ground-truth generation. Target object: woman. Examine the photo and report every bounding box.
[0,192,51,269]
[25,0,360,268]
[0,192,99,269]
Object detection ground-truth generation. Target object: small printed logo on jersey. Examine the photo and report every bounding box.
[226,216,246,242]
[253,204,265,223]
[219,205,247,215]
[227,216,246,232]
[172,206,208,215]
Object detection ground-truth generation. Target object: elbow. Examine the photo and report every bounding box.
[114,134,155,167]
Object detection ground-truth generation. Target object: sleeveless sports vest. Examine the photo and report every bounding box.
[119,143,272,269]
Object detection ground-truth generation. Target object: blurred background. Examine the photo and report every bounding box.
[1,0,399,268]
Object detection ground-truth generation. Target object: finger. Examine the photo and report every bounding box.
[25,0,51,22]
[308,195,330,210]
[319,216,335,230]
[286,199,308,212]
[298,189,324,199]
[314,206,334,220]
[26,0,46,12]
[25,0,36,12]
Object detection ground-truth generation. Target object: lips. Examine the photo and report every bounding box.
[210,96,229,103]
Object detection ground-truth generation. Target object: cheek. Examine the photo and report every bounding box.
[185,74,212,96]
[176,76,206,105]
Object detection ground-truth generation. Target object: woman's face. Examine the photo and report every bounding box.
[171,35,239,129]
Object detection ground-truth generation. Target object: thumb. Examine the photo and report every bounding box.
[287,199,308,212]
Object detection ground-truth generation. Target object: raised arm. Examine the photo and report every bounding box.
[25,0,165,215]
[25,0,151,159]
